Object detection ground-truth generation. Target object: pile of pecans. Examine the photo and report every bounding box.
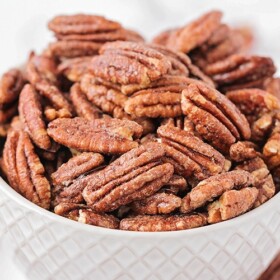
[0,10,279,232]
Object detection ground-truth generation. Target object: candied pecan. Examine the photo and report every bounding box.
[180,170,254,213]
[264,77,280,101]
[80,143,173,212]
[181,80,251,152]
[54,203,119,229]
[166,11,222,53]
[0,103,18,124]
[48,14,121,35]
[0,69,25,105]
[47,117,142,154]
[207,187,258,223]
[263,131,280,170]
[152,28,175,46]
[162,174,188,195]
[124,85,183,118]
[58,56,92,82]
[235,157,275,207]
[90,41,171,86]
[120,213,207,232]
[19,84,53,150]
[205,54,276,91]
[51,152,104,186]
[130,192,181,215]
[3,129,51,209]
[226,89,280,125]
[229,141,261,162]
[157,125,225,181]
[70,83,103,120]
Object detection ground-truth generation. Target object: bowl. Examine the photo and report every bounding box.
[0,178,280,280]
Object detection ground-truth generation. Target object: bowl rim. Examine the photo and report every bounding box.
[1,177,279,238]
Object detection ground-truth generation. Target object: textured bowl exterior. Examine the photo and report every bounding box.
[0,178,280,280]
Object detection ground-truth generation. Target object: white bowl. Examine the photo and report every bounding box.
[0,178,280,280]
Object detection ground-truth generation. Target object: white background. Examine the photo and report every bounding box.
[0,0,280,279]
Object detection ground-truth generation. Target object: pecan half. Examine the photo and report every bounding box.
[207,187,258,223]
[264,77,280,101]
[181,80,251,152]
[130,192,182,215]
[120,213,207,232]
[180,170,254,213]
[3,129,51,209]
[229,141,261,162]
[166,11,222,53]
[0,69,25,105]
[263,130,280,170]
[235,157,275,207]
[47,117,142,154]
[81,143,173,212]
[54,203,119,229]
[162,174,188,195]
[157,125,225,181]
[205,54,276,91]
[89,41,171,86]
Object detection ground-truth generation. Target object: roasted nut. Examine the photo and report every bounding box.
[264,77,280,101]
[162,174,188,195]
[157,125,225,181]
[180,170,254,213]
[89,41,171,86]
[80,143,173,212]
[207,187,258,223]
[3,129,51,209]
[229,141,261,162]
[54,203,119,229]
[0,69,25,105]
[47,117,142,154]
[120,213,207,232]
[235,157,275,207]
[70,83,103,120]
[166,11,222,53]
[205,54,276,91]
[181,80,251,152]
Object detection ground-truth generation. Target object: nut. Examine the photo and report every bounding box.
[264,77,280,101]
[120,213,207,232]
[229,141,261,162]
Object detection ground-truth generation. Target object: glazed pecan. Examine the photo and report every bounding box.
[205,54,276,91]
[181,80,251,152]
[229,141,261,162]
[207,187,258,223]
[180,170,254,213]
[54,203,119,229]
[70,83,103,120]
[19,84,52,150]
[130,192,181,215]
[162,174,188,195]
[157,125,225,181]
[235,157,275,207]
[120,213,207,232]
[47,117,142,154]
[226,89,280,125]
[166,11,222,53]
[0,69,25,105]
[81,143,174,212]
[3,129,51,209]
[89,41,171,86]
[264,77,280,101]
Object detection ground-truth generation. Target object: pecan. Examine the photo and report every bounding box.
[263,130,280,170]
[54,203,119,229]
[264,77,280,101]
[207,187,258,223]
[152,28,175,46]
[19,84,52,150]
[130,192,181,215]
[0,69,25,105]
[51,152,104,186]
[235,157,275,207]
[205,54,276,91]
[47,117,142,154]
[120,213,207,232]
[166,11,222,53]
[162,174,188,195]
[180,170,254,213]
[226,89,280,125]
[70,83,103,120]
[157,125,225,181]
[89,41,171,86]
[81,143,173,212]
[181,80,251,152]
[229,141,261,162]
[58,56,92,82]
[3,129,51,209]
